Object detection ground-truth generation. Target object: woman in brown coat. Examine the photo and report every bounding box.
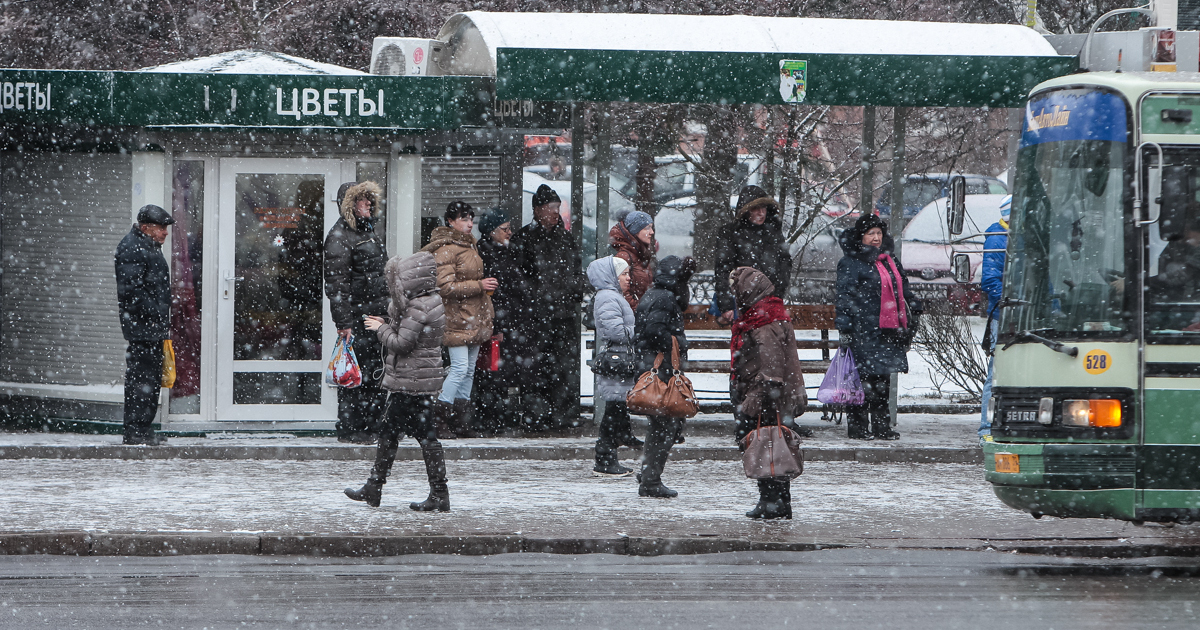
[609,210,655,310]
[729,266,807,520]
[421,201,496,438]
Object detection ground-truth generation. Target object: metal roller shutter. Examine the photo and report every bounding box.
[421,155,501,217]
[1,153,132,385]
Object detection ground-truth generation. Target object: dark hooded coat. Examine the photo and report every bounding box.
[512,214,585,322]
[634,256,689,377]
[713,190,792,314]
[835,220,921,375]
[729,267,807,419]
[323,181,389,329]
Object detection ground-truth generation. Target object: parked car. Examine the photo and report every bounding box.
[900,193,1008,286]
[875,173,1008,218]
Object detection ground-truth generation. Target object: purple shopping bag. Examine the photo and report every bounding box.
[816,347,865,405]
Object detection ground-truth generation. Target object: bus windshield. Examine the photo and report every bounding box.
[1002,88,1130,336]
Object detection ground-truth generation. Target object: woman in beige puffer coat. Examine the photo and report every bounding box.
[421,201,496,438]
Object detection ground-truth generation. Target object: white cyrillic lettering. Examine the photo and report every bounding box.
[302,88,320,115]
[204,85,210,111]
[2,83,13,110]
[230,88,237,112]
[338,88,356,116]
[357,90,376,117]
[276,88,301,119]
[377,89,385,117]
[323,88,338,116]
[14,82,25,110]
[34,84,47,110]
[45,83,50,110]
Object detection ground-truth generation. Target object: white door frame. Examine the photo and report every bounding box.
[215,157,345,422]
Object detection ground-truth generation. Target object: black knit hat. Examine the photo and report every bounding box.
[478,207,509,237]
[444,201,475,223]
[854,213,888,236]
[532,184,561,208]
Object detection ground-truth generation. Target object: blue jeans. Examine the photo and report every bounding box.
[979,319,998,437]
[439,344,480,404]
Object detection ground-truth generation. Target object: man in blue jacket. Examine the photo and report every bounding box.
[979,195,1010,441]
[114,205,174,445]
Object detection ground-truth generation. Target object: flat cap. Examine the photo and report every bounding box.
[136,204,175,226]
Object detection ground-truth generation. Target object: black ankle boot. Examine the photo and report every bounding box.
[345,480,383,508]
[410,483,450,512]
[746,480,791,520]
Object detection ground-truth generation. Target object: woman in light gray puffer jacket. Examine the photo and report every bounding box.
[588,255,640,477]
[346,251,450,510]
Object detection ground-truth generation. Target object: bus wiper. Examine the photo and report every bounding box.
[1001,328,1079,357]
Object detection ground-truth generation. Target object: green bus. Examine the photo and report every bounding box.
[965,71,1200,523]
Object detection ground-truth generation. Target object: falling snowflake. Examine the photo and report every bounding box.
[273,235,285,247]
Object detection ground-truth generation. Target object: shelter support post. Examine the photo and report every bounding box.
[567,103,585,428]
[860,106,876,214]
[887,107,907,427]
[591,105,615,426]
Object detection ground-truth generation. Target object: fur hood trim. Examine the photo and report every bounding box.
[339,180,383,230]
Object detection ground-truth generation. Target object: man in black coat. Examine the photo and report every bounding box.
[114,205,174,445]
[512,185,586,431]
[324,181,389,443]
[713,186,793,323]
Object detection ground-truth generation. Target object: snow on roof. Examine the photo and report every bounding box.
[139,50,366,75]
[437,11,1060,75]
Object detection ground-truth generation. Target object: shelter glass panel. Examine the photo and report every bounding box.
[169,161,204,414]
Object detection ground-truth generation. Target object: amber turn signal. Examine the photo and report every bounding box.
[1062,399,1122,428]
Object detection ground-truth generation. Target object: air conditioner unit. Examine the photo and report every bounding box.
[370,38,443,76]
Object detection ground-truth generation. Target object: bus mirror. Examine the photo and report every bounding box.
[1160,165,1193,240]
[948,176,967,235]
[952,253,972,283]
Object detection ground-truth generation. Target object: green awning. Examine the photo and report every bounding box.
[0,69,497,131]
[495,48,1077,108]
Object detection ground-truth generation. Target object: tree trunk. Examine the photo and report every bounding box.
[635,141,657,216]
[693,107,740,270]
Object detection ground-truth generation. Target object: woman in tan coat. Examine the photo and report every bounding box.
[421,201,496,438]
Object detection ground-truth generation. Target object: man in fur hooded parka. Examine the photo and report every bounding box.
[324,180,389,443]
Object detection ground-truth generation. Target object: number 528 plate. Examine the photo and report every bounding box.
[994,453,1020,473]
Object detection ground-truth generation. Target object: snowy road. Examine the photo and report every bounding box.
[2,551,1199,629]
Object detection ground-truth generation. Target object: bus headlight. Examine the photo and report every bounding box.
[1062,399,1122,427]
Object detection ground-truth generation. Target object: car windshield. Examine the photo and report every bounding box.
[1001,88,1130,337]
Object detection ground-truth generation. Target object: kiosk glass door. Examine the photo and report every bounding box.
[216,158,340,421]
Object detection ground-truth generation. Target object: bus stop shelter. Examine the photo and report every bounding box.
[0,12,1075,432]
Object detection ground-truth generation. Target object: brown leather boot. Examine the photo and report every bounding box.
[432,400,456,440]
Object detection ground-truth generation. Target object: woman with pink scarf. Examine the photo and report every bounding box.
[835,214,921,440]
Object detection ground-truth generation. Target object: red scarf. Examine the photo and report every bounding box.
[875,253,909,330]
[729,296,791,377]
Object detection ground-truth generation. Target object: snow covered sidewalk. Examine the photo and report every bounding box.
[1,457,1196,558]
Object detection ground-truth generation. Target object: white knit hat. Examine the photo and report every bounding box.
[611,256,629,277]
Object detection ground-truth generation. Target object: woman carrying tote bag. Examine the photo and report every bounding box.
[631,256,692,498]
[587,255,640,477]
[730,266,807,520]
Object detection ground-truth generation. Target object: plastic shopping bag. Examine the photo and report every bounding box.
[816,347,865,405]
[325,335,363,389]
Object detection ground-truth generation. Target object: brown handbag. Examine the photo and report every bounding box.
[625,337,700,418]
[739,413,804,480]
